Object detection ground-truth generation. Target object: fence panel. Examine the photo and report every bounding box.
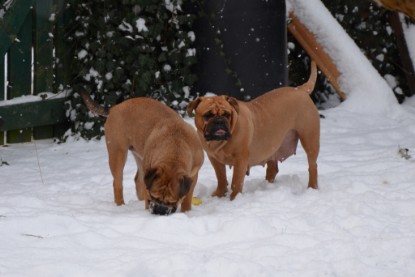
[0,0,70,144]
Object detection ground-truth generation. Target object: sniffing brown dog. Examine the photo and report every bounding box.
[79,90,204,215]
[187,61,320,200]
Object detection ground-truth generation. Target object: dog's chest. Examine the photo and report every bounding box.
[205,141,235,165]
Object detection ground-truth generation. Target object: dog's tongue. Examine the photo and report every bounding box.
[215,129,227,135]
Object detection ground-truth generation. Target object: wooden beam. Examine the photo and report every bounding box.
[288,13,346,100]
[0,98,68,132]
[389,11,415,97]
[374,0,415,19]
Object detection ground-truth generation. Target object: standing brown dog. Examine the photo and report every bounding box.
[187,61,319,200]
[79,91,204,215]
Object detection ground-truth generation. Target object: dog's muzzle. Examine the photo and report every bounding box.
[149,200,177,216]
[205,117,231,141]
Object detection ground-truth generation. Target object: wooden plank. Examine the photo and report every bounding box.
[389,11,415,97]
[288,13,346,100]
[54,0,73,91]
[33,0,55,140]
[0,55,4,145]
[0,0,34,56]
[0,98,68,132]
[6,10,32,143]
[34,0,54,94]
[0,55,4,99]
[375,0,415,19]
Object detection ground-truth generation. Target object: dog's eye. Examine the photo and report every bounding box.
[222,111,231,118]
[203,112,214,121]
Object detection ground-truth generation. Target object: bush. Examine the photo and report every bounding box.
[66,0,197,139]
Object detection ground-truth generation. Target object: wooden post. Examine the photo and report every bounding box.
[7,11,33,143]
[55,0,73,92]
[288,13,346,100]
[0,55,3,145]
[389,11,415,97]
[33,0,55,140]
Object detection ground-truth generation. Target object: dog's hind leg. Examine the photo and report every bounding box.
[107,146,128,205]
[299,130,319,190]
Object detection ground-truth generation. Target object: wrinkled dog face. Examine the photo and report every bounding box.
[144,167,192,215]
[187,96,239,142]
[202,109,232,141]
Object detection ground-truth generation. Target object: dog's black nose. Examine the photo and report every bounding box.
[149,201,177,215]
[214,117,225,124]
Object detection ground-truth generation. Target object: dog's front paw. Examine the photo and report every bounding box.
[114,189,125,206]
[230,190,240,201]
[212,188,227,198]
[115,199,125,206]
[265,177,275,183]
[180,197,192,212]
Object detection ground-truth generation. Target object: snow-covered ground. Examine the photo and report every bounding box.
[2,0,415,276]
[2,96,415,277]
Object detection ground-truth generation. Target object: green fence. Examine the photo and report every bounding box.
[0,0,72,144]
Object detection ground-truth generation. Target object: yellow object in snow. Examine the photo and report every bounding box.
[192,197,202,206]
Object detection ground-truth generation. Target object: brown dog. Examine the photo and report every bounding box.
[187,61,319,200]
[79,91,204,215]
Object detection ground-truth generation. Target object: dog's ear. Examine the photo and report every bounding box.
[226,96,239,114]
[144,168,158,190]
[179,176,192,198]
[186,98,202,116]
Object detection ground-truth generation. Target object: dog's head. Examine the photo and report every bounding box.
[144,167,193,215]
[187,96,239,142]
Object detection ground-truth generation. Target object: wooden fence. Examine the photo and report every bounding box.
[0,0,72,144]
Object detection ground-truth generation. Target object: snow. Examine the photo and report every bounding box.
[186,48,196,57]
[119,21,134,33]
[2,1,415,276]
[163,64,172,72]
[77,49,88,60]
[2,101,415,276]
[0,92,67,107]
[136,18,148,32]
[188,31,196,42]
[105,72,113,81]
[289,0,401,116]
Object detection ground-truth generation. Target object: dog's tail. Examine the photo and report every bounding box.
[296,60,318,94]
[78,88,109,117]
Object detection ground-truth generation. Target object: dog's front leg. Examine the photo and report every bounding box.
[133,155,146,201]
[230,157,249,200]
[181,173,198,212]
[208,156,228,197]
